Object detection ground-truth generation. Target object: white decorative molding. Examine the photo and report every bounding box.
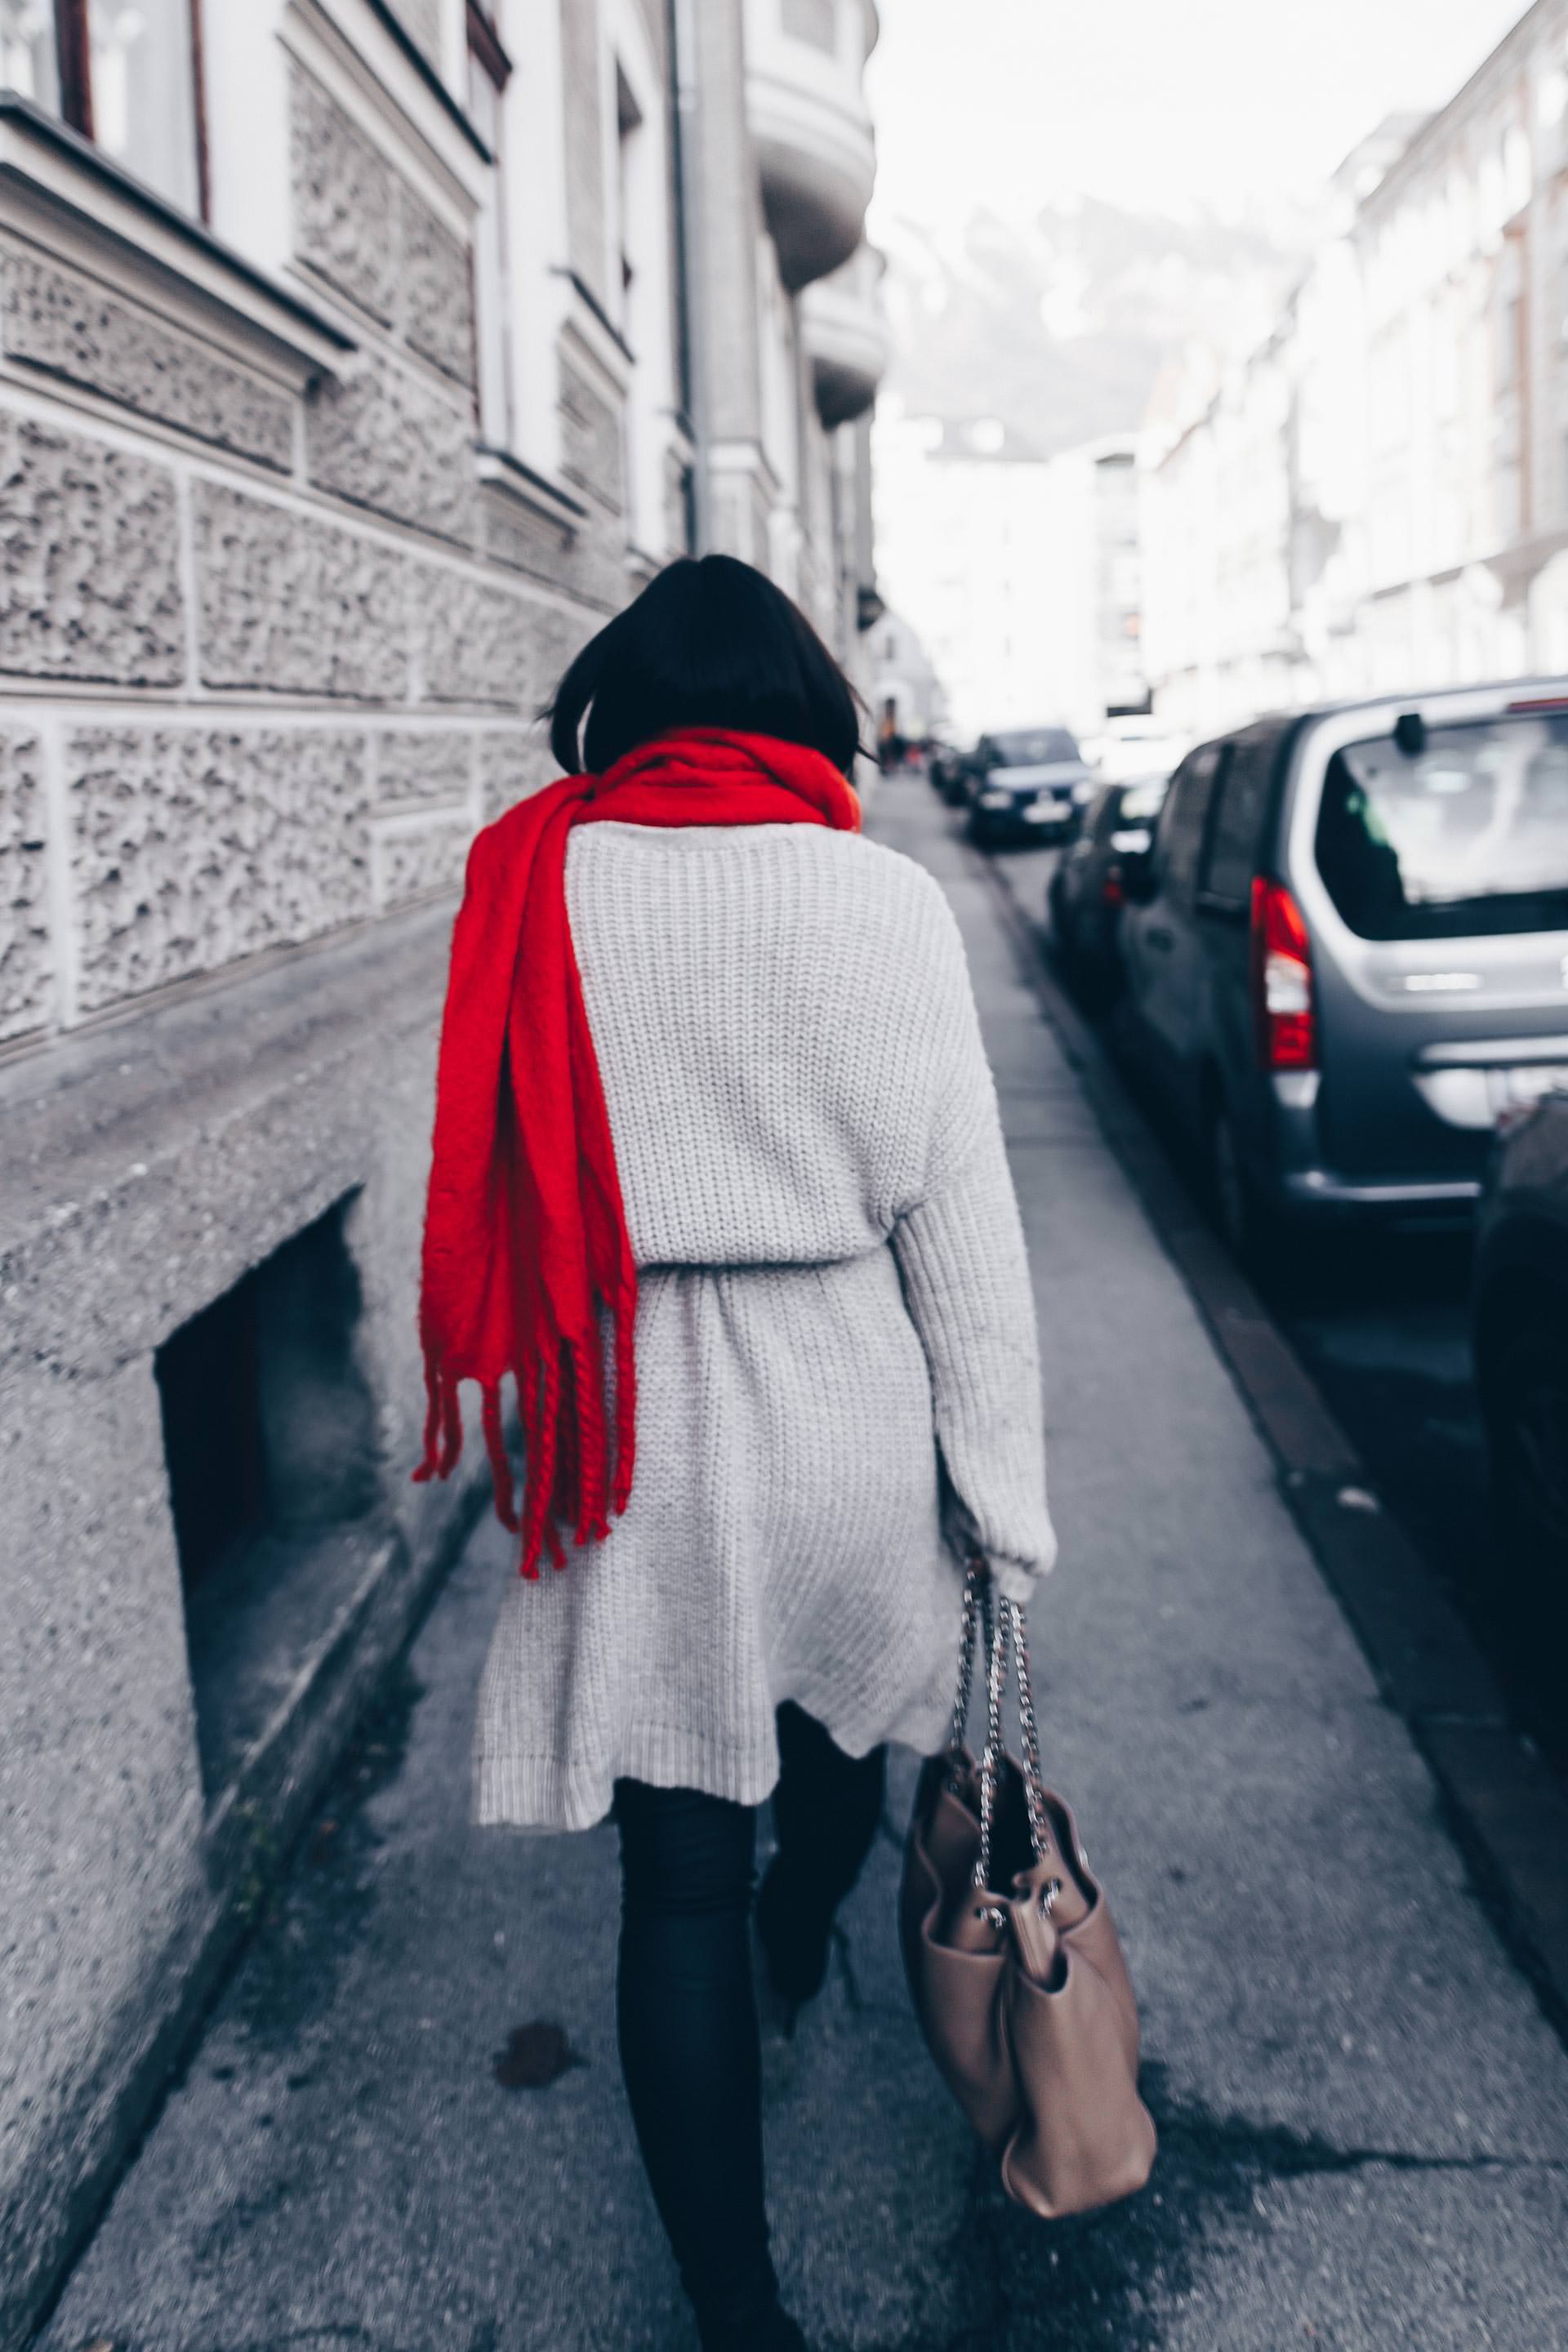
[555,283,635,402]
[0,97,354,391]
[474,443,588,532]
[743,0,875,290]
[800,243,886,425]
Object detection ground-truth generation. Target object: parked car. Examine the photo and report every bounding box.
[966,727,1094,847]
[1048,774,1170,1000]
[1473,1089,1568,1583]
[928,741,971,804]
[1117,681,1568,1264]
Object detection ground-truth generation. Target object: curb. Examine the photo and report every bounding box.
[974,835,1568,2049]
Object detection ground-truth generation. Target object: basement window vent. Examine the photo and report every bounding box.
[154,1195,381,1799]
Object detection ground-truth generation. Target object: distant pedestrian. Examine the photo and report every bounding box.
[877,693,907,772]
[416,555,1054,2352]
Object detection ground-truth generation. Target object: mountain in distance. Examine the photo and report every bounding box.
[877,194,1304,455]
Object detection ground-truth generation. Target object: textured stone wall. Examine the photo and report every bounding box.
[481,725,554,823]
[0,416,184,685]
[305,354,476,546]
[559,359,624,512]
[68,727,375,1012]
[194,483,408,700]
[400,190,474,385]
[375,728,474,805]
[0,730,51,1044]
[372,810,474,909]
[289,65,474,384]
[0,246,294,471]
[412,565,535,706]
[289,69,401,326]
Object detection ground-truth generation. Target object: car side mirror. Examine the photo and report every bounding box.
[1120,847,1156,905]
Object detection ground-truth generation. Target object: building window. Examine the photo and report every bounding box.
[467,0,514,448]
[0,2,58,107]
[154,1196,380,1798]
[613,60,641,342]
[1,0,206,215]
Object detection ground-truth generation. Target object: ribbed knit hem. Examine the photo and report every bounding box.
[474,1721,785,1833]
[474,1668,957,1834]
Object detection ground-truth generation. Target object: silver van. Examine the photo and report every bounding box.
[1118,681,1568,1259]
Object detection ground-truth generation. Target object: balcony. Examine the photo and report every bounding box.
[800,243,887,425]
[746,0,877,290]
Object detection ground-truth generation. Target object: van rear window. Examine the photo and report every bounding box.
[1314,715,1568,940]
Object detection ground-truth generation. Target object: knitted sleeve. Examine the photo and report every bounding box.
[891,906,1056,1602]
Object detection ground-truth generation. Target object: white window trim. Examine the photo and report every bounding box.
[493,0,571,477]
[601,0,679,559]
[474,441,586,532]
[0,95,354,391]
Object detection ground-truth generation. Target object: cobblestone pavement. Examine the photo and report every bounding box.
[38,785,1568,2352]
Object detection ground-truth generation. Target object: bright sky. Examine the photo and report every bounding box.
[867,0,1534,233]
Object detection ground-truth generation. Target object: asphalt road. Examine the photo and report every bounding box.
[981,821,1567,1781]
[38,785,1568,2352]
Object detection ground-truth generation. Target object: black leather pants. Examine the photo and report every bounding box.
[613,1705,887,2347]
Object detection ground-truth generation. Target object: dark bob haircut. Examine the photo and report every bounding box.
[545,553,863,777]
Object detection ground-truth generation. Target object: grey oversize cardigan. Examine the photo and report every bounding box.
[473,819,1054,1830]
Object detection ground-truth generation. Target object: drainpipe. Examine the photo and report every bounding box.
[668,0,710,553]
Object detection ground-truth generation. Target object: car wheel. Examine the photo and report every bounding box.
[1484,1320,1568,1579]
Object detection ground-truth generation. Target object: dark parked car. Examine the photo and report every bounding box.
[966,727,1093,847]
[1117,681,1568,1263]
[928,741,972,804]
[1473,1089,1568,1584]
[1047,774,1170,999]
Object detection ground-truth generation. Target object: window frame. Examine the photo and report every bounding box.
[466,0,515,452]
[39,0,210,219]
[1153,742,1227,907]
[1198,721,1289,915]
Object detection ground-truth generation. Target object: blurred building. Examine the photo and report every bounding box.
[1354,7,1561,687]
[0,2,882,2339]
[1141,118,1421,735]
[874,410,1147,741]
[1145,2,1568,732]
[868,604,945,741]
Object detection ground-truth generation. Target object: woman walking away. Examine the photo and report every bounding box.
[416,554,1054,2352]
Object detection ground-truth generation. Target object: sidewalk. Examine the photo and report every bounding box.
[39,789,1568,2352]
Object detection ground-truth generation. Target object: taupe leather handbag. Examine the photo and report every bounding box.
[899,1563,1156,2217]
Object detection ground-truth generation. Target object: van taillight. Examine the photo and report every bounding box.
[1249,876,1316,1071]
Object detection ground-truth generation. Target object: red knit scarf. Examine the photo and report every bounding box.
[414,726,862,1575]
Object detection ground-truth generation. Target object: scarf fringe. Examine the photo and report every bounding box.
[412,1293,640,1580]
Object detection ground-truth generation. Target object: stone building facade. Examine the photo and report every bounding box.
[0,2,884,2340]
[1143,4,1568,733]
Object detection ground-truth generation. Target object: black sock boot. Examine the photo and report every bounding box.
[697,2301,809,2352]
[755,1855,834,2010]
